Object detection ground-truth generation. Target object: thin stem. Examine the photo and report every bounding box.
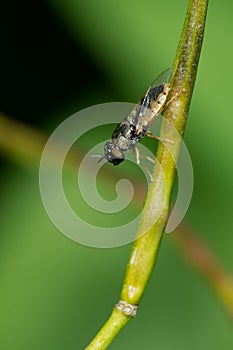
[173,224,233,320]
[84,309,130,350]
[86,0,209,348]
[0,114,46,166]
[2,113,233,320]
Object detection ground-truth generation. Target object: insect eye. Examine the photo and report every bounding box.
[104,142,124,165]
[108,147,124,166]
[110,147,123,159]
[109,157,124,166]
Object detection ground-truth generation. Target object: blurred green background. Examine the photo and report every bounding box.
[1,0,233,349]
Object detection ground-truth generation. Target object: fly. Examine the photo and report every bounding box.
[99,69,181,167]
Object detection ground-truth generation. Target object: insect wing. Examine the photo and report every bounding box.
[139,68,172,116]
[150,68,172,88]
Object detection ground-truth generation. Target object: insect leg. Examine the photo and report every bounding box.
[159,88,185,114]
[134,146,140,165]
[145,131,174,144]
[133,148,154,181]
[142,165,154,182]
[140,154,155,164]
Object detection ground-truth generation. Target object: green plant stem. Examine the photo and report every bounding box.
[86,0,209,349]
[2,112,233,323]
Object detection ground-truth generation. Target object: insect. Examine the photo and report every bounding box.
[99,69,179,167]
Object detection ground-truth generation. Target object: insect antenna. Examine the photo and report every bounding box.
[91,154,105,164]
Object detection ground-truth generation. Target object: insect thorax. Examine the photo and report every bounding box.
[111,118,144,151]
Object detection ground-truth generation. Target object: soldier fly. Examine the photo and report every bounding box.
[98,69,180,167]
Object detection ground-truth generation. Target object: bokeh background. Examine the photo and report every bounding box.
[1,0,233,349]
